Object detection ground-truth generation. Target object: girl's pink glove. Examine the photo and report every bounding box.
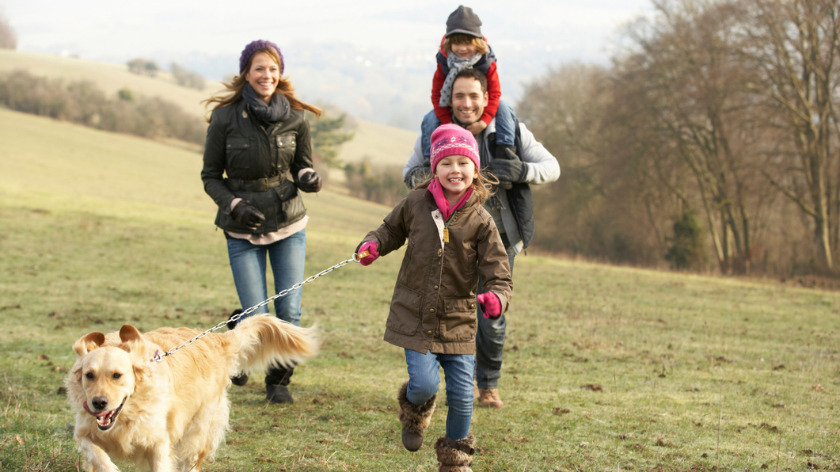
[357,240,380,266]
[477,292,501,319]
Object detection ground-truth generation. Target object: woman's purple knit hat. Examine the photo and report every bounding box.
[239,39,284,74]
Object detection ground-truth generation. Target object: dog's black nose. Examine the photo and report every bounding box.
[91,396,108,411]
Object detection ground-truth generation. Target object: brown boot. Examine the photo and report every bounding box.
[434,434,476,472]
[477,388,504,409]
[398,381,436,452]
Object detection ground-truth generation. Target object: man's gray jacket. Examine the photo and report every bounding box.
[404,118,560,254]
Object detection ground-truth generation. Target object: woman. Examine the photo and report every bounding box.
[201,39,322,404]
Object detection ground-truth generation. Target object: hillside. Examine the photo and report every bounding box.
[2,108,840,471]
[0,107,389,235]
[0,49,216,122]
[0,49,416,168]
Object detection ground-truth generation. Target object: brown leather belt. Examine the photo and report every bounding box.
[226,175,282,192]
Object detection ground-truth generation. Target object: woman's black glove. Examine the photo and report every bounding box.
[231,200,265,230]
[297,171,322,193]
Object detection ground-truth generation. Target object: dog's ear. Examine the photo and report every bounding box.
[73,332,106,356]
[119,325,143,344]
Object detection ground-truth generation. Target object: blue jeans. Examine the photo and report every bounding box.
[405,349,475,440]
[475,244,516,389]
[226,229,306,326]
[420,101,517,158]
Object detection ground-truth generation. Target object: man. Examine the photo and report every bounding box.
[404,67,560,408]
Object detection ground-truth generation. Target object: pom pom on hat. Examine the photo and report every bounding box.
[445,5,482,38]
[430,124,480,172]
[239,39,284,74]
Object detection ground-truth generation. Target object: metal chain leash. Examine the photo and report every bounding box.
[151,251,366,362]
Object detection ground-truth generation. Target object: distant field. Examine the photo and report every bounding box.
[2,107,839,471]
[0,49,415,169]
[340,117,417,167]
[0,49,218,121]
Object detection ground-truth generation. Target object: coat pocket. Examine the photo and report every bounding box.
[275,132,297,173]
[225,137,252,171]
[439,297,477,342]
[386,285,422,336]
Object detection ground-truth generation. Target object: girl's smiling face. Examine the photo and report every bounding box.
[435,155,476,202]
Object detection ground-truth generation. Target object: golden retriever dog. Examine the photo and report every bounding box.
[65,315,318,472]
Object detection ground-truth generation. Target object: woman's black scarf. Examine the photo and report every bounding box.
[242,82,291,124]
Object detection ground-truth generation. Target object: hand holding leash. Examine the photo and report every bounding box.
[356,241,379,266]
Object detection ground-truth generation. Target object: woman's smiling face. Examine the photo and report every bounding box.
[245,52,280,102]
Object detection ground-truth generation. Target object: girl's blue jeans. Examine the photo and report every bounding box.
[226,229,306,326]
[404,349,475,440]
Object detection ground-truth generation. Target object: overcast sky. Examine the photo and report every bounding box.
[2,0,657,127]
[2,0,654,65]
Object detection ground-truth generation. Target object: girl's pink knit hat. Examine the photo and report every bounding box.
[430,124,480,171]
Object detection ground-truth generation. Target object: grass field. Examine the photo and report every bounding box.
[1,107,839,471]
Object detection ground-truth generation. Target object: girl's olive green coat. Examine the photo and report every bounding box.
[363,188,512,355]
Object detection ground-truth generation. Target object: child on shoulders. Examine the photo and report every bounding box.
[422,5,518,166]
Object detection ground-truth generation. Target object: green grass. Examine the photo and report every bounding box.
[2,107,839,471]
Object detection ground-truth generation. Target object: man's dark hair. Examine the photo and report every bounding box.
[454,68,487,94]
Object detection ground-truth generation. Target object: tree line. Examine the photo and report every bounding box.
[0,70,207,143]
[517,0,840,277]
[127,58,206,91]
[0,69,353,183]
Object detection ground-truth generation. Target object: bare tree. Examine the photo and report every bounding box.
[494,0,839,276]
[0,16,17,49]
[611,0,773,273]
[170,63,206,90]
[127,58,159,77]
[742,0,840,271]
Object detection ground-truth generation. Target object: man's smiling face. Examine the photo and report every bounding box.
[451,76,488,125]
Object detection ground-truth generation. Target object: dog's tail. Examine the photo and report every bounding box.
[229,315,319,375]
